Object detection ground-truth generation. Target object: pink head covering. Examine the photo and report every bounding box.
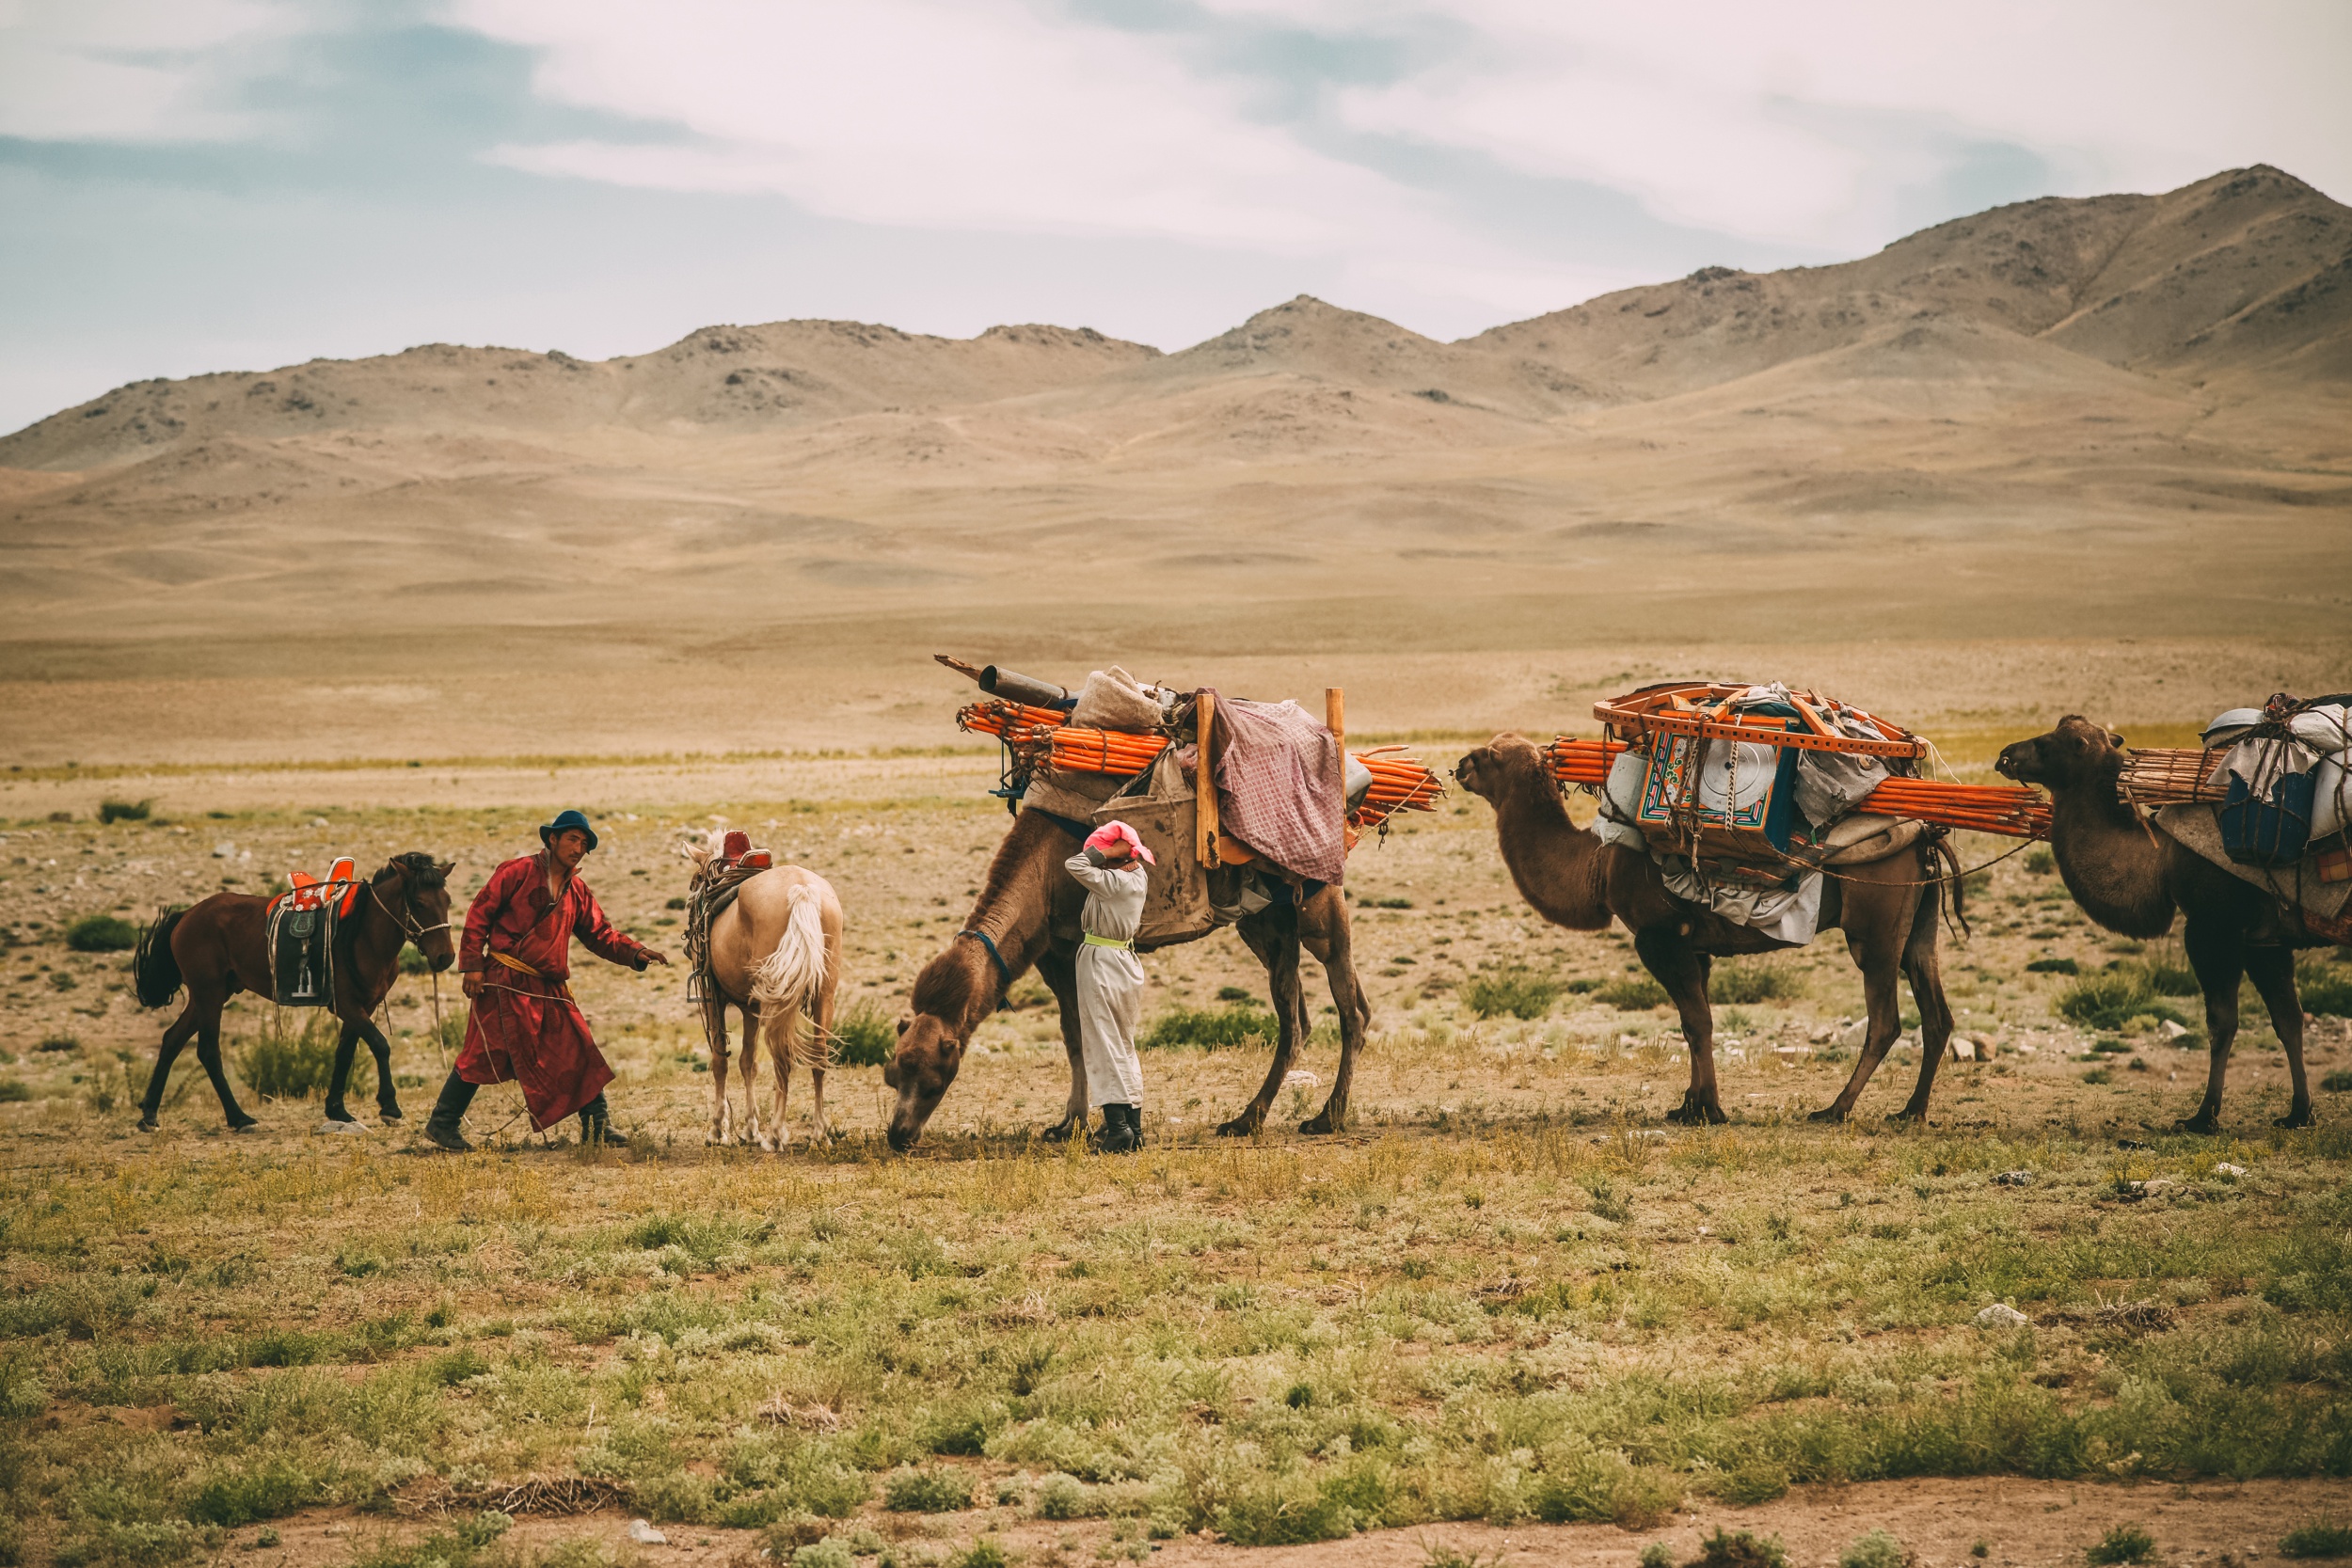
[1085,820,1155,866]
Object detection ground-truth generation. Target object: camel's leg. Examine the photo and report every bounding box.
[1036,946,1087,1142]
[138,1002,204,1131]
[1220,908,1305,1138]
[1809,919,1912,1125]
[190,993,256,1130]
[739,998,773,1151]
[1299,902,1370,1135]
[1893,888,1954,1121]
[360,1018,403,1120]
[1639,927,1725,1124]
[703,992,735,1145]
[325,1018,365,1122]
[2243,942,2314,1130]
[2181,916,2245,1134]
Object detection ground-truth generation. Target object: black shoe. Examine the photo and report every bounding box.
[1095,1103,1142,1153]
[579,1094,628,1148]
[424,1117,471,1153]
[423,1070,476,1151]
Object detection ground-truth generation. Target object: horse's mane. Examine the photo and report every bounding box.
[385,851,446,889]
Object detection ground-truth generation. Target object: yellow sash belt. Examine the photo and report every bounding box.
[485,948,573,999]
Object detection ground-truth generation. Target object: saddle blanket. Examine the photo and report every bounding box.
[2155,804,2352,943]
[264,858,362,1007]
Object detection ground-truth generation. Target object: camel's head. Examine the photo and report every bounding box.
[1996,716,2125,788]
[1453,732,1541,803]
[883,945,982,1151]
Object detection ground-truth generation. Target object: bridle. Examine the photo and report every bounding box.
[368,871,453,946]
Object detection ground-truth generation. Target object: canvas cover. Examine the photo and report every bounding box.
[1092,751,1216,946]
[2155,803,2352,942]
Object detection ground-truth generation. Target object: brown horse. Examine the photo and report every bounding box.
[883,810,1370,1151]
[132,853,456,1131]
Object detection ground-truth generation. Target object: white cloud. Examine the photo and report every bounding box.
[0,0,295,141]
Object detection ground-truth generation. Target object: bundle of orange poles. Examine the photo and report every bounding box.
[1544,736,2053,840]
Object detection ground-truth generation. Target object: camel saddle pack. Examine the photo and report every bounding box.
[684,830,774,1005]
[265,858,363,1007]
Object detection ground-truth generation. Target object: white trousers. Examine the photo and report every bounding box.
[1075,942,1146,1108]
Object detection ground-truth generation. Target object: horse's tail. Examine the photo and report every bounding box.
[134,908,188,1008]
[751,884,831,1071]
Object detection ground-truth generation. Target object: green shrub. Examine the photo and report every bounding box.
[2086,1525,2155,1565]
[66,914,141,952]
[234,1018,369,1101]
[2282,1519,2352,1559]
[830,1000,896,1068]
[791,1543,854,1568]
[99,799,152,824]
[1529,1446,1672,1529]
[1215,1474,1359,1545]
[349,1513,512,1568]
[1593,977,1670,1011]
[1713,1463,1789,1505]
[882,1465,972,1513]
[1141,1003,1278,1050]
[1842,1530,1913,1568]
[2300,958,2352,1019]
[186,1461,320,1527]
[1640,1546,1675,1568]
[1708,964,1803,1004]
[1690,1530,1788,1568]
[398,944,434,974]
[1216,985,1253,1002]
[2132,958,2200,997]
[2058,974,2185,1031]
[1034,1473,1094,1520]
[2324,1070,2352,1094]
[0,1079,31,1103]
[2026,848,2056,875]
[1463,968,1562,1020]
[946,1541,1009,1568]
[2026,958,2078,975]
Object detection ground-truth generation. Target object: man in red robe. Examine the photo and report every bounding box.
[423,810,669,1150]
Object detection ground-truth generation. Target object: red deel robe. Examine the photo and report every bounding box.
[454,851,650,1130]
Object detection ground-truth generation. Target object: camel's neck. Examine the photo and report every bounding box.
[1490,763,1612,930]
[924,815,1073,1033]
[2044,759,2176,938]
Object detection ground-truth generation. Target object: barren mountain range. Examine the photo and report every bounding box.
[3,165,2347,767]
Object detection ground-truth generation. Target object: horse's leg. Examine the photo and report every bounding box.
[2244,942,2313,1130]
[138,1002,202,1131]
[1036,946,1086,1142]
[704,992,735,1145]
[1638,927,1724,1124]
[1299,901,1369,1135]
[740,998,772,1151]
[190,990,256,1130]
[324,1018,364,1123]
[764,1000,795,1152]
[359,1018,403,1120]
[2180,914,2245,1134]
[1809,917,1910,1125]
[1218,907,1304,1138]
[1892,884,1952,1121]
[808,943,839,1142]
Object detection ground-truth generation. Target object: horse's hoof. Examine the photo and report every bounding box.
[230,1120,263,1135]
[1663,1097,1727,1126]
[2174,1115,2222,1135]
[316,1118,370,1135]
[1806,1106,1847,1125]
[135,1117,159,1133]
[1216,1116,1263,1138]
[378,1108,404,1123]
[1888,1107,1931,1125]
[1300,1113,1341,1136]
[2277,1108,2317,1130]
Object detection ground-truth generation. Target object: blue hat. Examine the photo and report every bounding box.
[539,809,598,852]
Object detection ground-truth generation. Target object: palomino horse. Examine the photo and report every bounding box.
[131,853,456,1130]
[679,832,844,1148]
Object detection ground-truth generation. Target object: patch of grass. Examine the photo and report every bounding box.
[1593,976,1671,1011]
[2026,958,2079,975]
[65,914,141,952]
[1842,1530,1913,1568]
[1033,1474,1095,1521]
[2086,1525,2156,1565]
[2300,958,2352,1019]
[349,1513,513,1568]
[882,1465,971,1513]
[1215,985,1253,1002]
[2282,1519,2352,1559]
[830,999,897,1068]
[1462,968,1563,1020]
[0,1080,32,1103]
[2026,847,2057,875]
[2058,973,2186,1031]
[2083,1067,2113,1085]
[1708,963,1803,1005]
[98,799,152,824]
[1712,1463,1788,1505]
[1141,1003,1278,1050]
[232,1017,369,1101]
[2322,1070,2352,1094]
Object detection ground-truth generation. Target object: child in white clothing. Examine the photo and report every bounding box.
[1066,820,1152,1152]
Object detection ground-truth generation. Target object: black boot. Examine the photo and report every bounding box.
[579,1093,628,1148]
[1095,1103,1141,1153]
[423,1071,476,1152]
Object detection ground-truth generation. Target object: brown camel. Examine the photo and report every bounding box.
[1454,734,1962,1124]
[1996,715,2318,1131]
[882,810,1369,1151]
[131,854,457,1130]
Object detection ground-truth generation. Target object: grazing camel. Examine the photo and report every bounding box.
[679,832,845,1148]
[1996,715,2317,1131]
[882,810,1370,1152]
[1454,734,1963,1125]
[131,853,456,1131]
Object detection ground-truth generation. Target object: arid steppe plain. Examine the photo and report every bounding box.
[3,166,2352,1566]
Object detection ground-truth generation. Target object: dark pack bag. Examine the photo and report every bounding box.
[2218,767,2317,867]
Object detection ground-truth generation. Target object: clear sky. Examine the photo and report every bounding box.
[3,0,2346,436]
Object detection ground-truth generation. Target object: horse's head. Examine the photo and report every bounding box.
[676,828,726,883]
[382,852,456,971]
[1453,732,1538,803]
[1995,716,2123,790]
